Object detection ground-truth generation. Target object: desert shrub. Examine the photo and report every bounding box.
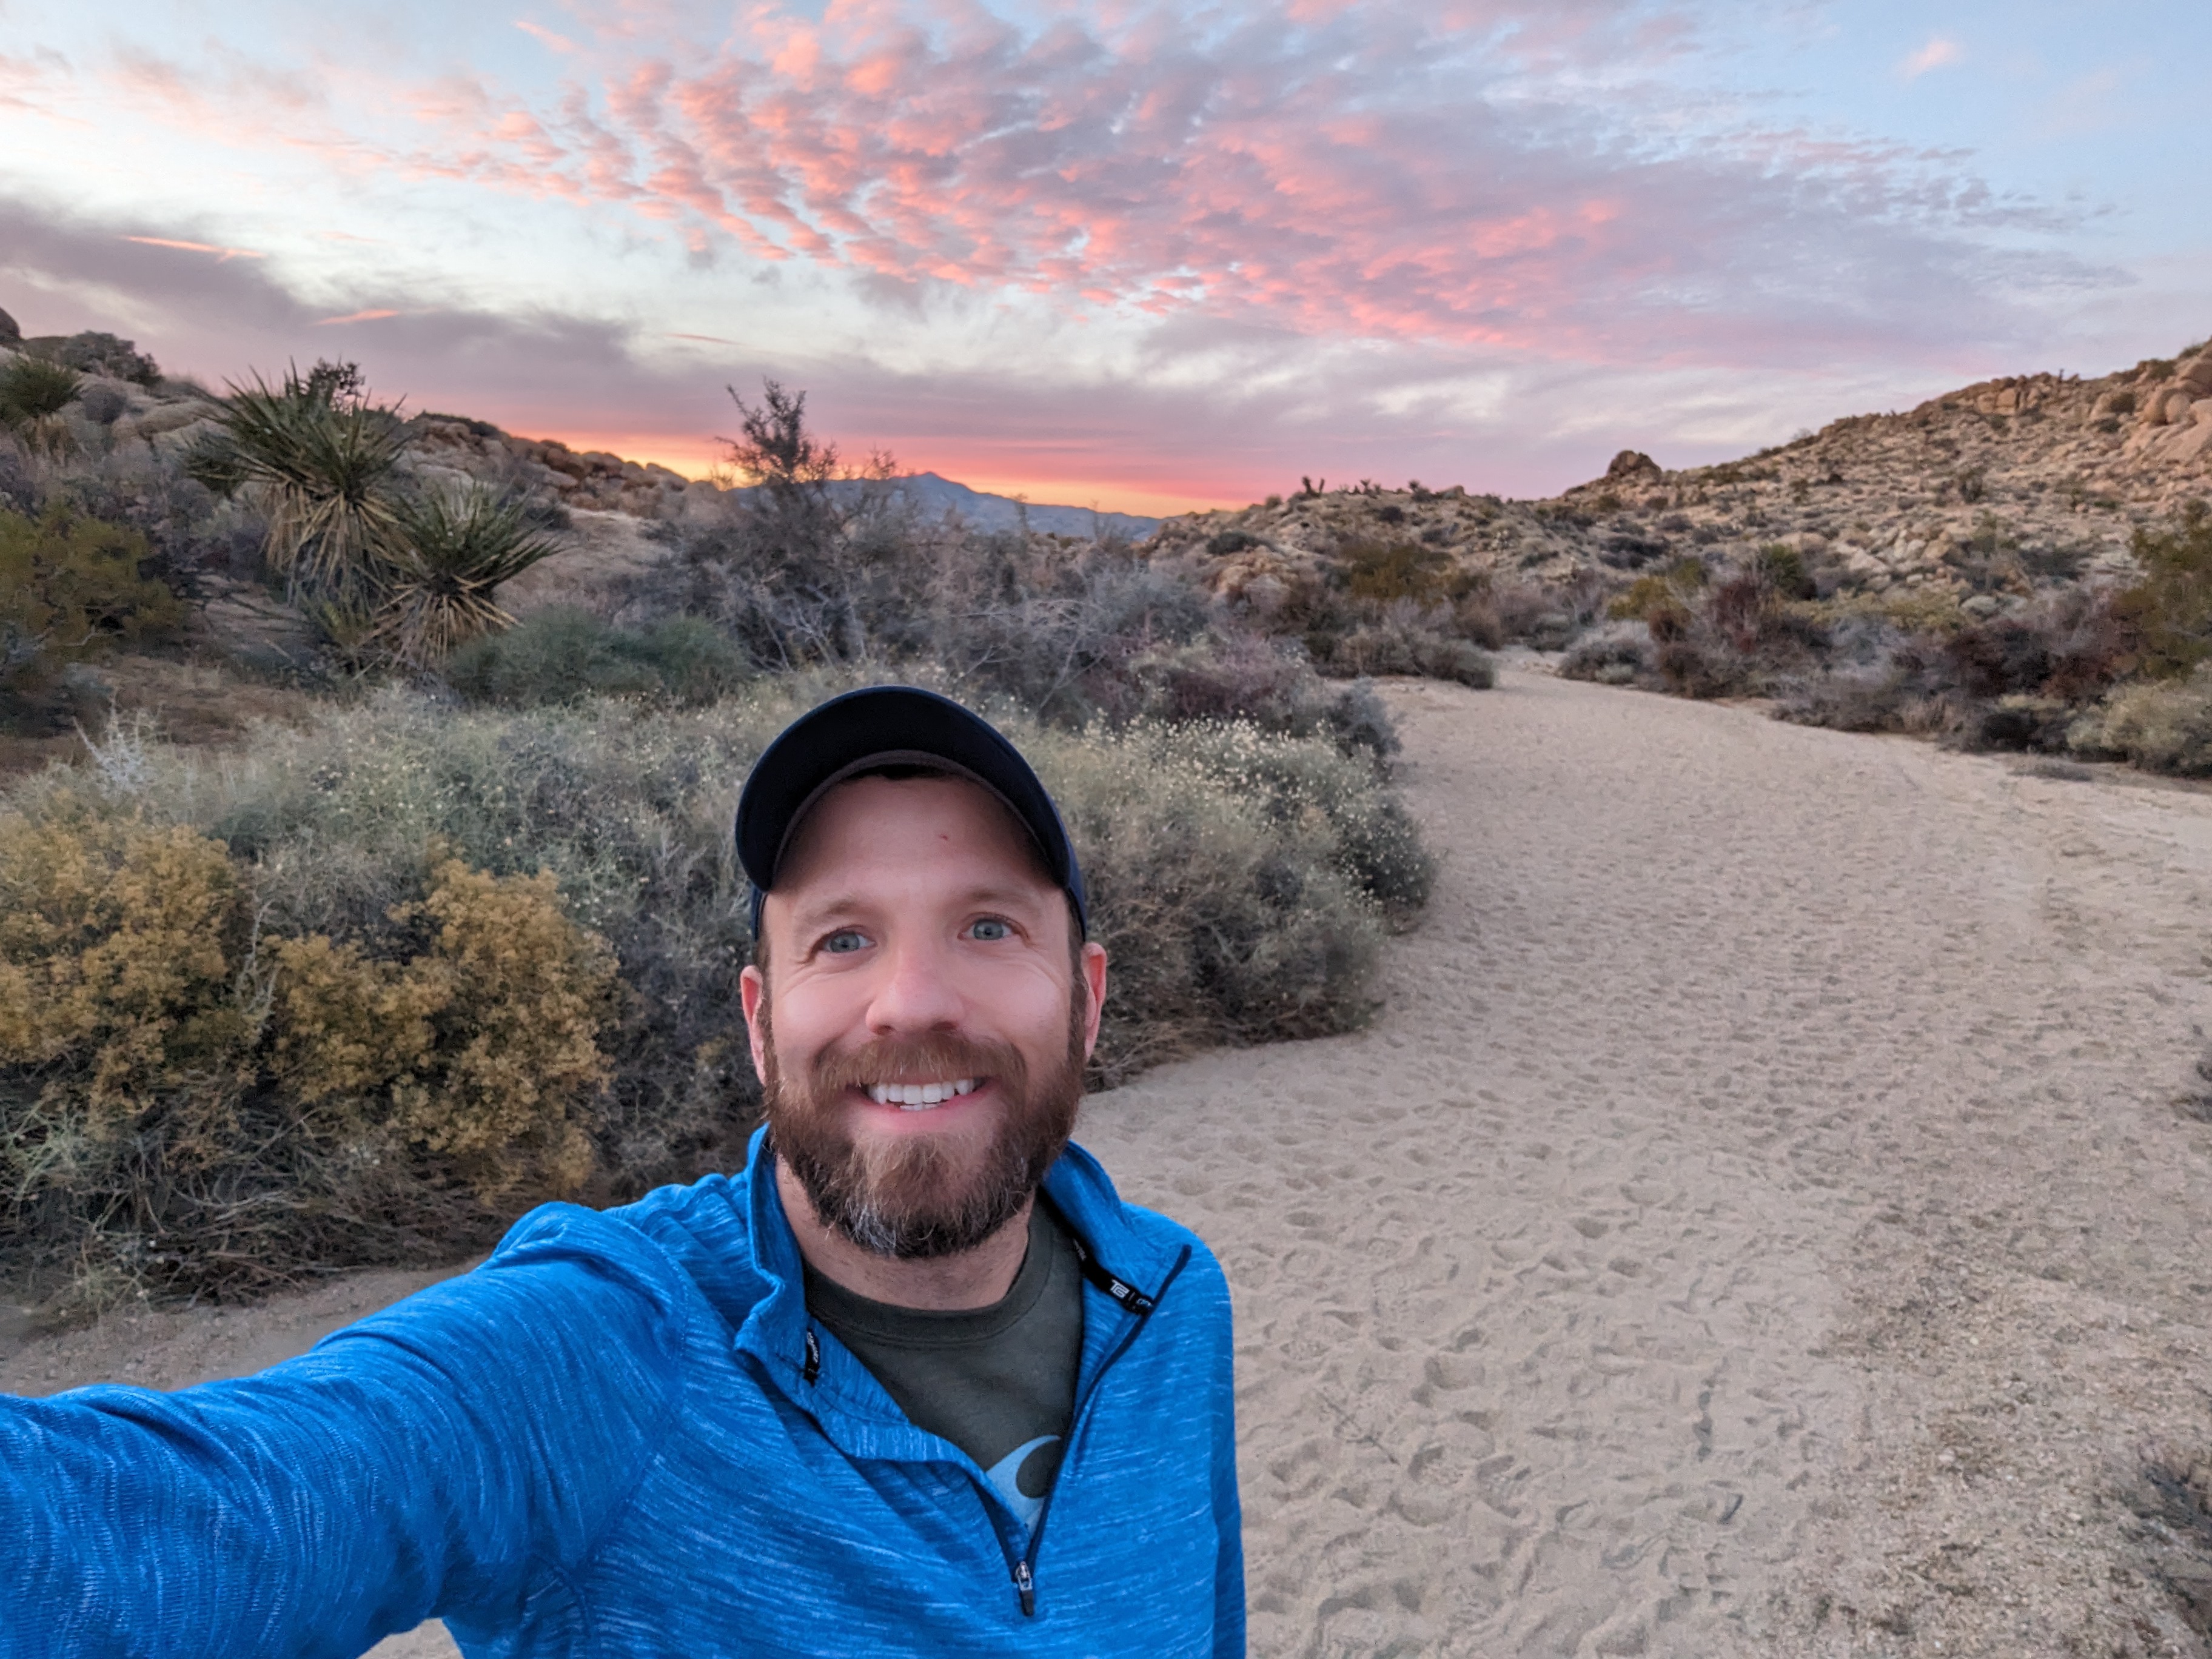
[2068,668,2212,774]
[1025,719,1417,1076]
[0,506,183,711]
[0,805,615,1303]
[1968,694,2074,752]
[1754,543,1817,600]
[49,443,246,578]
[1337,536,1455,603]
[1450,591,1506,649]
[1324,618,1496,686]
[2115,500,2212,679]
[1558,620,1654,685]
[45,332,160,386]
[447,607,751,706]
[1607,557,1708,622]
[634,509,1427,749]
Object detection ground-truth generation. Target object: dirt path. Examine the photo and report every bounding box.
[8,667,2212,1656]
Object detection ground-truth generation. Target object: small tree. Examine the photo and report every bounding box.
[720,380,844,571]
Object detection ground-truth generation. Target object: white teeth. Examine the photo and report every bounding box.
[865,1079,981,1110]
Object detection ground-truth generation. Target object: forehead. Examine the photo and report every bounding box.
[774,773,1054,899]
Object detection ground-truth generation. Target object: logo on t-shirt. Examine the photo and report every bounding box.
[983,1435,1063,1534]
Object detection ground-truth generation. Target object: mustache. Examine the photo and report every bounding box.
[808,1032,1029,1097]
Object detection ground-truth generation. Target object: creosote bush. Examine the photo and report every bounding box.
[2,675,1430,1302]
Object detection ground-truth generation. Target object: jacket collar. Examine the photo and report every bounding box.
[725,1124,1180,1444]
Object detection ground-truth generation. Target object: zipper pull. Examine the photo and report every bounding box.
[1013,1558,1036,1617]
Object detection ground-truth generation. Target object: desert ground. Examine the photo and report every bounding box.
[8,665,2212,1657]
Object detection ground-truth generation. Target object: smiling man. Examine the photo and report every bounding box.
[1,686,1244,1659]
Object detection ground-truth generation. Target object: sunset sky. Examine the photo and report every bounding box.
[2,0,2204,513]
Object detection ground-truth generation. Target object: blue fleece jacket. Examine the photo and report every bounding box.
[1,1131,1244,1657]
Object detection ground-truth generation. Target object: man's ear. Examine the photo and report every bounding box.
[1078,940,1108,1061]
[740,964,771,1084]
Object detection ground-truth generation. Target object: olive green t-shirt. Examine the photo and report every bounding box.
[803,1204,1084,1537]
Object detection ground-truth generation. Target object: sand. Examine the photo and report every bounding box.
[8,665,2212,1656]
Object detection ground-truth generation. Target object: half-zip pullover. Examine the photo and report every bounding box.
[1,1128,1245,1657]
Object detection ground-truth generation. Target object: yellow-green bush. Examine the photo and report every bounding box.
[1606,557,1708,623]
[0,805,617,1302]
[2114,499,2212,680]
[1,506,183,702]
[2068,666,2212,774]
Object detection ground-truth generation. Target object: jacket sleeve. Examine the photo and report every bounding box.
[0,1207,688,1659]
[1204,1253,1245,1659]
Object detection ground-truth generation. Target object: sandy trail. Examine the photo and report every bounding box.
[8,666,2212,1656]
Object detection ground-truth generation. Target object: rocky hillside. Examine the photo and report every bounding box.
[1150,339,2212,614]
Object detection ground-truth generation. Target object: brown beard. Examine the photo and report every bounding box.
[759,997,1086,1260]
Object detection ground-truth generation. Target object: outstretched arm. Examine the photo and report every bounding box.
[1,1208,686,1659]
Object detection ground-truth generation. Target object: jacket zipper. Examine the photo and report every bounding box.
[1003,1244,1193,1618]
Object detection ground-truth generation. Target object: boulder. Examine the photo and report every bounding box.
[2179,354,2212,398]
[1604,449,1662,482]
[0,306,18,345]
[2142,387,2195,427]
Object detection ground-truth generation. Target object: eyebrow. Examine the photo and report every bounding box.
[785,882,1054,932]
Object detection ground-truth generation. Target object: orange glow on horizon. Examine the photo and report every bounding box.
[520,429,1247,519]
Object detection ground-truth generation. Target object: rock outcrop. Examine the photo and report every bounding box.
[1151,337,2212,606]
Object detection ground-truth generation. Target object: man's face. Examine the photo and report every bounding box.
[739,774,1108,1259]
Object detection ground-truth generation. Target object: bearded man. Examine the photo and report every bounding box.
[2,687,1245,1659]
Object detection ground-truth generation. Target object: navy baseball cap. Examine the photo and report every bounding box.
[736,685,1088,940]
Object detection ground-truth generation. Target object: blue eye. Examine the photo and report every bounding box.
[970,918,1011,942]
[822,930,870,954]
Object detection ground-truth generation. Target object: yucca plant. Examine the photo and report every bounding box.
[377,485,565,663]
[0,357,84,454]
[220,369,408,601]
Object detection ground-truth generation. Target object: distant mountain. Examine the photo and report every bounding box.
[845,472,1161,539]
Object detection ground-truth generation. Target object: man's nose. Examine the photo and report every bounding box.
[866,931,965,1034]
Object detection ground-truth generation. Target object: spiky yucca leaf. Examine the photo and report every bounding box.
[0,357,82,424]
[377,486,565,663]
[0,357,84,455]
[220,370,407,598]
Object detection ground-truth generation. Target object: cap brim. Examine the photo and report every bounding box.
[736,685,1085,935]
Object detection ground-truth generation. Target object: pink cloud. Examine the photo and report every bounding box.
[515,19,579,55]
[315,308,401,324]
[1899,37,1963,80]
[124,235,266,261]
[47,3,2101,381]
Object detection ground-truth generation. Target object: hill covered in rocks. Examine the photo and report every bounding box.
[1150,338,2212,617]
